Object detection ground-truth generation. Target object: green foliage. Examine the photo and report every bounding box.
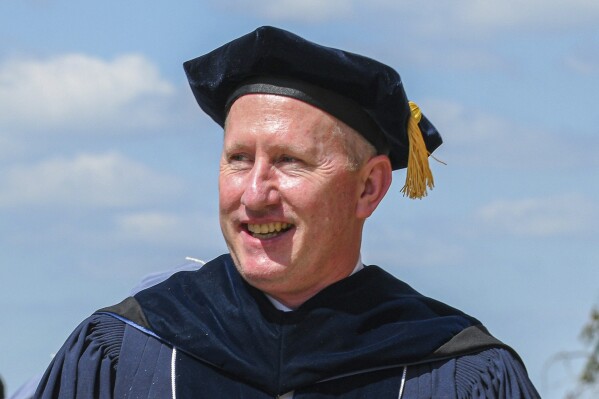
[567,306,599,398]
[579,307,599,385]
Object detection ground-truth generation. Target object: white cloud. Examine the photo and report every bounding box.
[113,211,224,252]
[564,53,599,75]
[0,134,25,160]
[0,152,183,208]
[362,222,465,268]
[403,47,507,71]
[453,1,599,32]
[0,53,174,132]
[116,212,191,243]
[219,0,352,22]
[118,212,183,235]
[223,0,599,28]
[371,0,599,35]
[423,99,596,170]
[476,194,596,236]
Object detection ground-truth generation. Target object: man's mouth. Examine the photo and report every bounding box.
[245,222,294,239]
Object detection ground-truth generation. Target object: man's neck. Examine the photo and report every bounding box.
[265,256,364,311]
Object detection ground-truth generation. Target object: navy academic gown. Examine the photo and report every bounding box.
[35,254,540,398]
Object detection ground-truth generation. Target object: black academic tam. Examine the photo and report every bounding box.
[183,26,442,171]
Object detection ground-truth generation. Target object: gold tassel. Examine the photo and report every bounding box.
[400,101,434,199]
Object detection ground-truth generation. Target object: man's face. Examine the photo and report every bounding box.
[219,94,366,305]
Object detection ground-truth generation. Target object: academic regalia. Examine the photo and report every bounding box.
[35,254,540,398]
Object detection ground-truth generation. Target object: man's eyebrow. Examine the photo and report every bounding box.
[224,141,313,155]
[271,142,311,154]
[223,142,248,152]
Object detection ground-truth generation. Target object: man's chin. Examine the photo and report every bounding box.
[234,259,291,285]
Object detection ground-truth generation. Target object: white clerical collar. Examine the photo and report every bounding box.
[265,256,364,312]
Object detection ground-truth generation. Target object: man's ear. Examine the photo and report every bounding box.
[356,155,392,219]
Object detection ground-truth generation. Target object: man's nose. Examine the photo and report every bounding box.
[240,161,280,210]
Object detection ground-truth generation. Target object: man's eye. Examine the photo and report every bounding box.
[229,154,250,162]
[278,155,298,163]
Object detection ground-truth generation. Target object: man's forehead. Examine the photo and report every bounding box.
[225,94,340,144]
[227,93,335,123]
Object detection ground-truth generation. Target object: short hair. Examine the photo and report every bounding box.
[332,122,377,172]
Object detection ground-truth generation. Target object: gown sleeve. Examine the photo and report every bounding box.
[455,348,541,399]
[34,314,125,399]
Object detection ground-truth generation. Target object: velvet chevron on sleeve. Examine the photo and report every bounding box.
[35,314,173,399]
[455,348,540,399]
[35,314,123,399]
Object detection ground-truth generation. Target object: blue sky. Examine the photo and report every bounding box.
[1,1,598,397]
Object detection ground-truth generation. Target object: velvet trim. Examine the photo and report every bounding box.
[96,254,506,394]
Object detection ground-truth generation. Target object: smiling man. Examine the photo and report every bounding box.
[35,27,540,398]
[220,93,386,308]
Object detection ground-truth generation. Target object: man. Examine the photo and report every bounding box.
[35,26,540,398]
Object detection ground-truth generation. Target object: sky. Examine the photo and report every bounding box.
[1,1,598,397]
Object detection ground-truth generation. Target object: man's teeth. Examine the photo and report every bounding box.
[247,222,291,235]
